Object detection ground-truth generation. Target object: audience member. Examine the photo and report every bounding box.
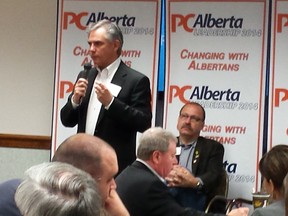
[15,162,104,216]
[52,133,129,216]
[166,102,224,210]
[251,144,288,216]
[60,19,152,173]
[0,179,22,216]
[116,127,248,216]
[0,133,129,216]
[284,173,288,216]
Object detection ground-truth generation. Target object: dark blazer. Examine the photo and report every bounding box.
[116,161,225,216]
[61,61,152,172]
[177,136,224,194]
[0,179,22,216]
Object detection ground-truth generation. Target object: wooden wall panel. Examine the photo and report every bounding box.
[0,134,51,150]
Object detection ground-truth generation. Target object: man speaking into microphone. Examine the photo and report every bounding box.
[61,19,152,174]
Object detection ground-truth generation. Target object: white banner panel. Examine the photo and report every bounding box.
[268,0,288,149]
[165,0,268,199]
[52,0,160,154]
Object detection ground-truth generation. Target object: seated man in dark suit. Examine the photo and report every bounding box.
[0,179,22,216]
[166,102,225,211]
[116,127,247,216]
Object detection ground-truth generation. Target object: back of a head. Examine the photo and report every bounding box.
[15,162,103,216]
[137,127,177,161]
[259,144,288,192]
[52,133,107,175]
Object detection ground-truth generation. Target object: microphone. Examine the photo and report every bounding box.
[81,62,92,79]
[78,62,92,103]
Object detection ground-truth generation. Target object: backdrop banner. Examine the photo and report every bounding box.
[268,0,288,149]
[52,0,160,154]
[164,0,268,199]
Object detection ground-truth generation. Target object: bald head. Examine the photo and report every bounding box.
[53,133,119,200]
[52,133,114,177]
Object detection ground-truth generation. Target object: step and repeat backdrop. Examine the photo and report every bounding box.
[52,0,161,153]
[268,0,288,150]
[52,0,287,200]
[164,0,268,200]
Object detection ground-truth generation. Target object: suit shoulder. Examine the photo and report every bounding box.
[119,61,148,79]
[198,136,224,148]
[198,136,221,145]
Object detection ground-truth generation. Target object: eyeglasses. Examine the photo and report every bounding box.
[179,113,203,122]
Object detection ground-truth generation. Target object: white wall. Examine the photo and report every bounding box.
[0,0,57,181]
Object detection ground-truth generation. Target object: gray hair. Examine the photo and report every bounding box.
[15,162,103,216]
[137,127,177,160]
[87,19,123,56]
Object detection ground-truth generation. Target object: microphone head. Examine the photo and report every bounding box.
[84,62,92,71]
[81,62,92,79]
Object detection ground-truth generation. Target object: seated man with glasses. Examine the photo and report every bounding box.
[166,102,224,211]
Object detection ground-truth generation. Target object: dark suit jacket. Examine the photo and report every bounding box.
[116,161,225,216]
[0,179,22,216]
[177,136,224,194]
[61,61,152,172]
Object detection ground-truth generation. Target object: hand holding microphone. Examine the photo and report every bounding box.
[72,63,92,104]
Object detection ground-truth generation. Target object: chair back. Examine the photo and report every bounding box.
[206,168,229,206]
[205,196,253,214]
[226,198,253,212]
[205,195,228,214]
